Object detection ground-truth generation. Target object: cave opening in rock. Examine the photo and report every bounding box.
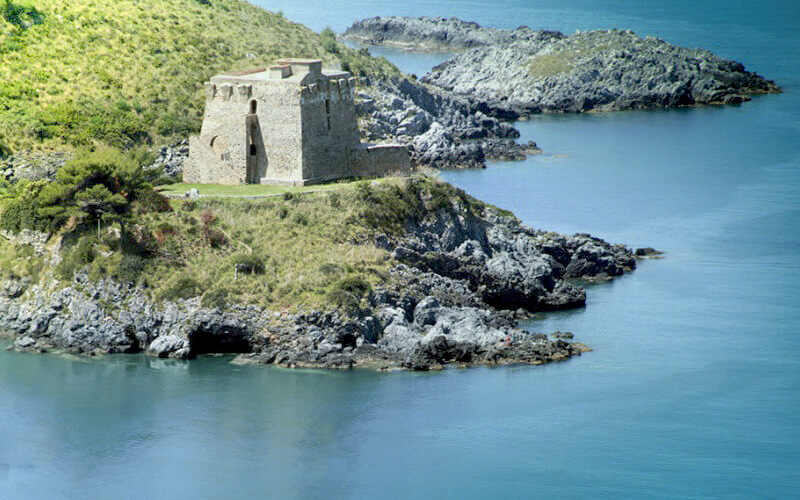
[340,333,357,349]
[188,327,251,356]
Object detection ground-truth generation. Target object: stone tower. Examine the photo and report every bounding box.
[185,59,410,185]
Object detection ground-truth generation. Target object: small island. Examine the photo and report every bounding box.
[344,16,781,117]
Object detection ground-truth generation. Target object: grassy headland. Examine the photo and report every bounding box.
[0,0,399,155]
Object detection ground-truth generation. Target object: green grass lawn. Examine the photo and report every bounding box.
[157,178,406,198]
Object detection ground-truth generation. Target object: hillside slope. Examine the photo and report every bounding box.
[0,0,397,155]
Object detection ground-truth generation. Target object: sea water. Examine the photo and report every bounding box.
[1,1,799,498]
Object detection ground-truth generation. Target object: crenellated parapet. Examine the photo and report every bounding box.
[204,83,254,102]
[299,77,356,105]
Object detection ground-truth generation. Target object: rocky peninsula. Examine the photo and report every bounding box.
[344,17,781,117]
[0,178,654,371]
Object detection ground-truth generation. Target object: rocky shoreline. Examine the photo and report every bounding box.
[0,182,658,371]
[356,76,538,170]
[344,16,781,117]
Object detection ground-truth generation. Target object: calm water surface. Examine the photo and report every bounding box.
[2,1,799,498]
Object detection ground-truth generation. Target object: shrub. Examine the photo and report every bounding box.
[319,263,342,276]
[56,234,98,280]
[121,225,158,256]
[292,213,308,225]
[0,146,157,232]
[154,222,176,243]
[113,253,147,283]
[232,254,265,275]
[356,181,424,234]
[321,27,338,54]
[201,288,229,309]
[2,1,44,30]
[152,174,178,186]
[205,228,227,248]
[327,275,371,312]
[161,276,200,300]
[200,210,216,225]
[135,190,172,214]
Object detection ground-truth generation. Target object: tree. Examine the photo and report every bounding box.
[0,146,156,232]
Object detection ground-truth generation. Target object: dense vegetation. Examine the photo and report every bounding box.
[0,0,399,155]
[0,146,165,232]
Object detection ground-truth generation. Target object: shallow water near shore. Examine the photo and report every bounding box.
[2,1,800,498]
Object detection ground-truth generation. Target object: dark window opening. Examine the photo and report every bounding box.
[249,99,257,114]
[250,144,257,156]
[325,98,331,131]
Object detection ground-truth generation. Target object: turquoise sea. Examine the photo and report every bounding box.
[2,1,799,498]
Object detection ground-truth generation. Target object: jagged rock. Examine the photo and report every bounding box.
[2,151,72,182]
[344,16,541,51]
[357,76,530,169]
[635,247,663,257]
[345,17,780,117]
[146,140,189,177]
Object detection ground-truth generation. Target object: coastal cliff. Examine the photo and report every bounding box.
[344,17,781,117]
[0,178,650,370]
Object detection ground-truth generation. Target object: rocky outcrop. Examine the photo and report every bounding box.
[357,76,538,169]
[146,140,189,178]
[345,17,781,117]
[2,151,72,181]
[0,184,646,371]
[344,16,555,51]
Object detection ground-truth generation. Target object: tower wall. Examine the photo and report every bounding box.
[185,82,252,184]
[300,77,360,183]
[255,83,303,183]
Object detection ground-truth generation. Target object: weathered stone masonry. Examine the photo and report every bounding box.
[185,59,411,185]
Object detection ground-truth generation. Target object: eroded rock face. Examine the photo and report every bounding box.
[357,76,534,169]
[345,17,780,117]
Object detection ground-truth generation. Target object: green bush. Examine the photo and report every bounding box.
[327,275,371,312]
[356,181,424,234]
[161,276,200,300]
[113,253,147,283]
[0,146,161,232]
[2,0,44,30]
[321,27,338,54]
[232,253,265,274]
[292,213,308,225]
[201,288,229,309]
[135,190,172,213]
[56,234,98,280]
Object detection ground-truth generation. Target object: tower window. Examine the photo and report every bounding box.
[325,98,331,131]
[249,99,257,114]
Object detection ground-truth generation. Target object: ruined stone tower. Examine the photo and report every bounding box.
[185,59,410,185]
